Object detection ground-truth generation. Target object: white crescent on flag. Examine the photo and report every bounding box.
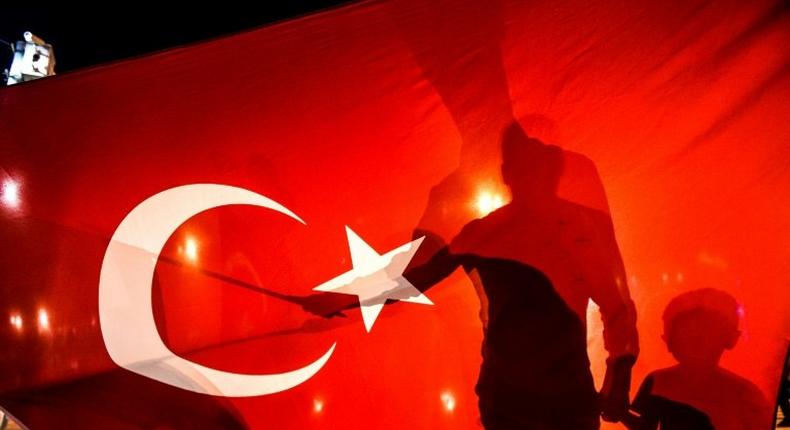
[98,184,336,397]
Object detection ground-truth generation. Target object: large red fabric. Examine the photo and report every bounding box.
[0,0,788,428]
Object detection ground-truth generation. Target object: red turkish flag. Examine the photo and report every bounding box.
[0,0,787,429]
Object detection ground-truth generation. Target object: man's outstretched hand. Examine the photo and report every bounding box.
[300,292,358,318]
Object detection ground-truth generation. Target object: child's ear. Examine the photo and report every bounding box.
[724,329,741,350]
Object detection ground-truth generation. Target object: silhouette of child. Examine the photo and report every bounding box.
[622,288,771,430]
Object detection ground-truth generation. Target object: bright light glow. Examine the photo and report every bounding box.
[9,314,23,331]
[313,398,324,414]
[440,391,456,412]
[661,272,669,283]
[676,272,684,282]
[2,179,20,208]
[38,308,49,331]
[474,190,505,217]
[184,237,198,262]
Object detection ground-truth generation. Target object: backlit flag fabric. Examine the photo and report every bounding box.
[0,0,788,428]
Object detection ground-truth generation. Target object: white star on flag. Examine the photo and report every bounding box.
[313,226,433,332]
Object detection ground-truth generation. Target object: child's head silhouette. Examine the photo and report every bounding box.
[662,288,741,369]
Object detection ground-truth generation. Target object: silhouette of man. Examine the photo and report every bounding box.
[622,288,771,430]
[406,122,638,429]
[304,122,638,429]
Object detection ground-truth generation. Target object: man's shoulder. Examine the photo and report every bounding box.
[450,217,485,249]
[449,206,511,252]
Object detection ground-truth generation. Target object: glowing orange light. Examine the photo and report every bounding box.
[440,391,456,412]
[474,190,505,217]
[9,313,23,332]
[1,179,20,208]
[38,308,50,331]
[313,398,324,414]
[184,236,198,263]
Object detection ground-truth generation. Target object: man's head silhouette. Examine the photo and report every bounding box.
[500,122,564,204]
[662,288,741,369]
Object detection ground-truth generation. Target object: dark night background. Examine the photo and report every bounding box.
[0,2,351,79]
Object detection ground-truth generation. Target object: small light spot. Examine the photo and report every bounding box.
[2,179,20,208]
[440,390,456,413]
[313,398,324,414]
[661,272,669,283]
[9,313,23,332]
[676,272,684,282]
[38,308,50,332]
[474,190,505,217]
[184,237,198,263]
